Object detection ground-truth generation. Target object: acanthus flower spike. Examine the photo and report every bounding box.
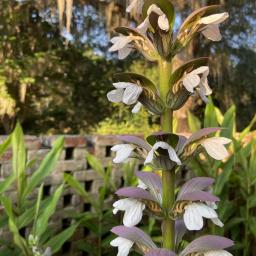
[109,2,231,255]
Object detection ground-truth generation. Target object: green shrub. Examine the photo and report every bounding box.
[187,102,256,255]
[0,123,76,256]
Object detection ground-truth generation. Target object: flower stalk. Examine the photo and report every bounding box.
[159,59,175,250]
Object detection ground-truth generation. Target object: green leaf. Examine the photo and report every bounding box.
[64,173,98,211]
[11,122,26,198]
[215,106,224,124]
[35,184,64,237]
[214,156,234,195]
[239,114,256,141]
[187,111,201,132]
[220,105,236,138]
[86,152,105,178]
[22,136,64,199]
[0,196,29,255]
[45,224,78,253]
[0,135,11,156]
[32,183,44,235]
[204,100,218,128]
[0,175,15,194]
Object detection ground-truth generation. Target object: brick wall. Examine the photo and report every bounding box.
[0,135,140,256]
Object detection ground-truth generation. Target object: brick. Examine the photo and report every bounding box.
[0,150,12,163]
[55,160,86,173]
[73,148,87,160]
[1,164,12,178]
[42,135,87,148]
[44,173,64,185]
[24,136,41,150]
[27,149,50,161]
[73,170,100,181]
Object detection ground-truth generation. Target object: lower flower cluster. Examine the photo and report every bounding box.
[109,128,233,255]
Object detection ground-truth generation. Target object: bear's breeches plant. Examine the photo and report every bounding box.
[107,1,233,255]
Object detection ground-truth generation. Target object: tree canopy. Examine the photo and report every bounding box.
[0,0,255,134]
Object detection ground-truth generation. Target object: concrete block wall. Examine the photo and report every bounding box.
[0,135,138,256]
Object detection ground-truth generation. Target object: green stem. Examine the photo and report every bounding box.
[159,59,175,250]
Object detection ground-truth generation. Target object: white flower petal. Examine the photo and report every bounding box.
[123,84,143,105]
[126,0,138,13]
[144,148,154,164]
[132,102,142,113]
[123,200,145,227]
[197,88,209,103]
[206,201,218,210]
[184,203,204,230]
[111,144,134,163]
[147,4,163,16]
[183,73,201,93]
[113,82,134,89]
[109,36,133,52]
[199,12,229,25]
[211,217,224,227]
[205,250,233,256]
[191,66,209,76]
[110,237,134,256]
[113,208,119,214]
[158,14,169,31]
[167,147,182,165]
[200,78,212,96]
[138,179,147,189]
[118,46,133,59]
[202,24,222,41]
[201,137,231,160]
[145,141,181,165]
[194,203,218,219]
[137,17,150,34]
[107,89,124,103]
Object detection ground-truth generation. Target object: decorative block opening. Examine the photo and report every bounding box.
[65,147,74,160]
[65,170,72,176]
[138,164,144,170]
[83,227,90,236]
[63,194,72,207]
[43,185,51,197]
[62,241,71,254]
[84,203,91,212]
[84,180,93,192]
[105,145,112,157]
[86,161,91,170]
[19,227,26,237]
[120,177,125,187]
[62,218,71,229]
